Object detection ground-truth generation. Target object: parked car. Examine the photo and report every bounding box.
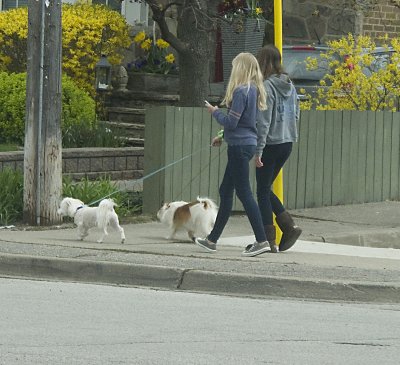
[361,47,395,76]
[282,45,395,101]
[282,45,333,101]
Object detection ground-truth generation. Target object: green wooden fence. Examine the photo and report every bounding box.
[143,106,400,214]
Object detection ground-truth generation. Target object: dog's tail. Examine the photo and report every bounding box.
[196,196,218,210]
[96,199,116,229]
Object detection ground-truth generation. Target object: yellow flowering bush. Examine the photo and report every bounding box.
[0,4,131,95]
[305,34,400,111]
[0,7,28,73]
[129,30,177,74]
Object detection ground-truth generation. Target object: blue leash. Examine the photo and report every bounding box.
[88,146,211,206]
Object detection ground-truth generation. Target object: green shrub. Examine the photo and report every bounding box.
[0,4,131,95]
[0,171,142,225]
[0,168,23,225]
[0,72,26,143]
[62,75,96,132]
[0,71,95,145]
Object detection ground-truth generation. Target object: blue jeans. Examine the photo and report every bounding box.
[256,143,293,225]
[208,145,266,243]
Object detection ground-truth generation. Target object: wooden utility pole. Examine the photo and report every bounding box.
[24,0,62,225]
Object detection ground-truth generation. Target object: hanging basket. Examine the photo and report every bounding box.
[221,18,266,84]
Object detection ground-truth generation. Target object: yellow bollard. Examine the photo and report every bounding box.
[273,0,284,245]
[273,170,283,243]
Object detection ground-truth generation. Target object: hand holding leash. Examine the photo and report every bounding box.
[211,129,224,147]
[211,136,222,147]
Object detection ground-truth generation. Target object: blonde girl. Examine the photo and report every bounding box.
[196,52,276,257]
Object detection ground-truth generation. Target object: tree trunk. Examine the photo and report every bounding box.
[179,49,210,106]
[177,0,217,106]
[24,0,62,225]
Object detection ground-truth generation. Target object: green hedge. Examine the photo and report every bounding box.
[0,72,95,144]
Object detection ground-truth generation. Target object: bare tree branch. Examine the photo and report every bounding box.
[145,0,189,53]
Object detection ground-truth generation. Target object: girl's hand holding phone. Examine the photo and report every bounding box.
[204,100,218,113]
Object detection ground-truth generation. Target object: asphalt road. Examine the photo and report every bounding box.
[1,278,399,365]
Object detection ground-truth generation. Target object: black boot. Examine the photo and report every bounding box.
[264,224,278,253]
[276,211,302,252]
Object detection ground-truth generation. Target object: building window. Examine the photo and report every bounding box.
[2,0,28,11]
[92,0,121,13]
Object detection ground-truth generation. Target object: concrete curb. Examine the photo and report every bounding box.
[1,253,399,303]
[180,270,400,303]
[0,253,183,290]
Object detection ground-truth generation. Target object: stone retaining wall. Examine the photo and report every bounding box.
[0,147,144,181]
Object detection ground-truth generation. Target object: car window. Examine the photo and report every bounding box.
[283,50,329,81]
[363,52,393,76]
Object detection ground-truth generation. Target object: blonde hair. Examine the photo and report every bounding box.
[222,52,267,111]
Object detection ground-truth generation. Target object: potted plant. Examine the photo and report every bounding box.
[127,30,179,94]
[218,0,266,83]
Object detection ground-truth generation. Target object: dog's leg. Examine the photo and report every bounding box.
[166,226,177,240]
[199,219,214,239]
[77,224,88,240]
[119,226,126,244]
[188,230,196,242]
[97,228,108,243]
[109,217,125,244]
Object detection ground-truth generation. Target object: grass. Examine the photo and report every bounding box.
[0,168,23,225]
[0,143,21,152]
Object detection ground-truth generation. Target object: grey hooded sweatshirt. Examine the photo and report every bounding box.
[256,73,299,156]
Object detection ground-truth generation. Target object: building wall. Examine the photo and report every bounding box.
[362,0,400,39]
[282,0,400,44]
[282,0,358,44]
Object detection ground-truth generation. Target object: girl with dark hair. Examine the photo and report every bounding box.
[247,45,302,253]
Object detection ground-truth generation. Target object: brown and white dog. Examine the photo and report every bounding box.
[157,197,218,241]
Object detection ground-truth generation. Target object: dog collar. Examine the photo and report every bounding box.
[75,206,84,213]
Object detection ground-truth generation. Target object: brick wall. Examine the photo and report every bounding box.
[282,0,400,44]
[0,147,144,181]
[363,0,400,39]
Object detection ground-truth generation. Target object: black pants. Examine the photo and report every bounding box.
[256,142,293,225]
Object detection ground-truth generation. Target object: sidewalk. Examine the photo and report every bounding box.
[0,201,399,303]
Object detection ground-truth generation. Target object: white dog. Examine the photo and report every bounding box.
[157,197,218,241]
[57,197,125,244]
